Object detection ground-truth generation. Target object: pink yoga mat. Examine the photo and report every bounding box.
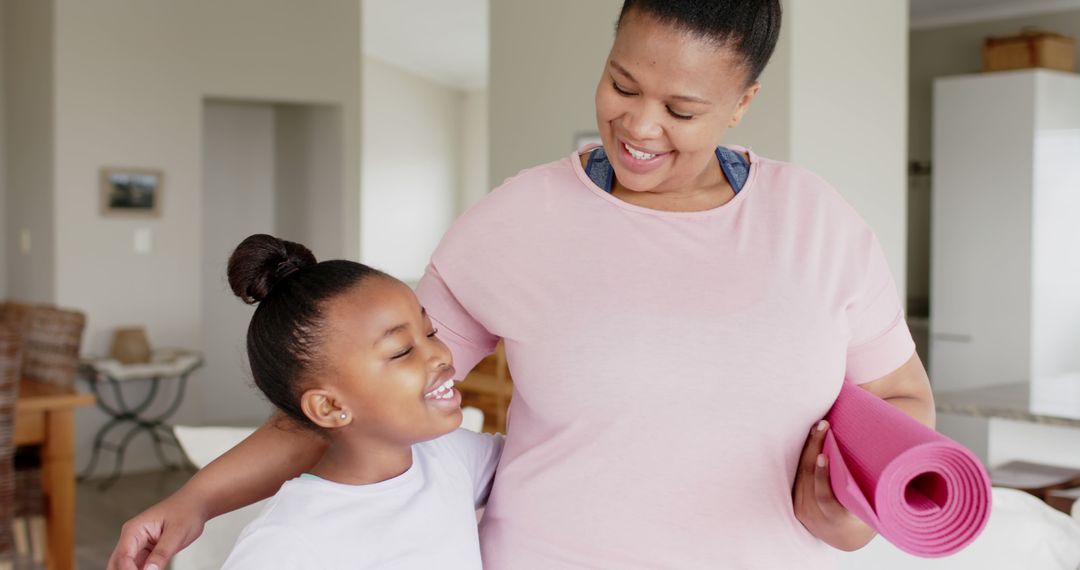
[822,382,991,557]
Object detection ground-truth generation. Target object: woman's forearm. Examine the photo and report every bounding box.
[178,414,328,520]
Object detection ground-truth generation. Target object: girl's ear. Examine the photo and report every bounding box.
[300,388,352,429]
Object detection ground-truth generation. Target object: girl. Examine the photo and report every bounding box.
[218,234,502,569]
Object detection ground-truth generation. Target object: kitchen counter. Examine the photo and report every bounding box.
[935,376,1080,428]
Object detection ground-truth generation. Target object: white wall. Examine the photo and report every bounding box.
[738,0,909,297]
[3,0,56,303]
[201,101,277,425]
[46,0,360,473]
[489,0,621,187]
[199,100,347,427]
[275,104,346,260]
[732,12,792,160]
[361,56,460,282]
[789,1,908,298]
[459,89,490,211]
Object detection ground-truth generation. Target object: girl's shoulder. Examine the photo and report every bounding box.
[419,429,505,468]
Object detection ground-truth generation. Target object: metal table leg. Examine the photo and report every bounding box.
[78,363,199,488]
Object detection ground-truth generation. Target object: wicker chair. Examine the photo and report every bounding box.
[14,304,85,389]
[0,325,24,565]
[0,302,85,567]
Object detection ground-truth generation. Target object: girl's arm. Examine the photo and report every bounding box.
[107,414,328,570]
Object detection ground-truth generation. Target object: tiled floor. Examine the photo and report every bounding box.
[75,469,193,569]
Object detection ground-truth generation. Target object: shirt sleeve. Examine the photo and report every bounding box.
[439,428,506,509]
[415,263,500,378]
[844,234,916,384]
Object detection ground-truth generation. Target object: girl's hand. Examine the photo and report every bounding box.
[107,491,207,570]
[792,420,876,551]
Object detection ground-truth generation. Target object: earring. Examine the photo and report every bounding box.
[339,412,347,420]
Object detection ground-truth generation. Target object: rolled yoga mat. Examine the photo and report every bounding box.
[822,382,991,557]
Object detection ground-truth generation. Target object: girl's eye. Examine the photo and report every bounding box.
[426,328,439,338]
[612,81,636,96]
[667,107,694,120]
[390,346,413,360]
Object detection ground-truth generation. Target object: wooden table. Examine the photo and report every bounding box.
[14,379,96,570]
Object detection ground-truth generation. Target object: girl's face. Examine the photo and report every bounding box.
[310,277,462,444]
[595,9,760,195]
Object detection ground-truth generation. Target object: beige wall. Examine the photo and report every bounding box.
[53,0,360,355]
[732,10,792,160]
[200,101,278,425]
[739,0,909,299]
[46,0,360,472]
[907,9,1080,308]
[459,88,489,211]
[789,0,909,300]
[489,0,621,187]
[275,104,346,260]
[0,1,6,298]
[361,56,462,282]
[3,0,56,303]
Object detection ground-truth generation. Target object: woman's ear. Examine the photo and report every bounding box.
[728,81,761,128]
[300,388,352,429]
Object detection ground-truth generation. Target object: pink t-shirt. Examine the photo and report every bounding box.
[415,148,915,569]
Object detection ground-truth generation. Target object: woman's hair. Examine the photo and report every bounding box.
[227,234,386,430]
[617,0,782,84]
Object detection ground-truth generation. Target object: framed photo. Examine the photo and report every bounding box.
[101,167,163,217]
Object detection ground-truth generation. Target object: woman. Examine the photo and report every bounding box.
[110,1,933,568]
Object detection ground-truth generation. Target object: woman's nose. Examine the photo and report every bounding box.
[623,104,664,140]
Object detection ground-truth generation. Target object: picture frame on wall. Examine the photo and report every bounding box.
[101,167,163,217]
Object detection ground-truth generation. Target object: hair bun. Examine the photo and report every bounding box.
[228,234,317,305]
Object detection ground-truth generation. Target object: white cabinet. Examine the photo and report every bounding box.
[931,70,1080,392]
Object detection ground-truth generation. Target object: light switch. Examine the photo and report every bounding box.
[19,229,31,254]
[134,227,153,254]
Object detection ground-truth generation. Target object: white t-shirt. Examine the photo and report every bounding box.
[221,429,504,570]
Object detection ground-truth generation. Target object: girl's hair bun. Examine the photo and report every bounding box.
[227,234,317,305]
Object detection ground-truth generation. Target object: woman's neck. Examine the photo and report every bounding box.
[308,432,413,485]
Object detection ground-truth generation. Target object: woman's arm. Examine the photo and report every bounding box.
[108,414,328,570]
[792,353,935,551]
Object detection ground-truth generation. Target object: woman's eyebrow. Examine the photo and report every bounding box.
[610,60,636,81]
[609,60,711,105]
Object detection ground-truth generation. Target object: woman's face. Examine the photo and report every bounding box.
[312,277,462,444]
[595,10,760,195]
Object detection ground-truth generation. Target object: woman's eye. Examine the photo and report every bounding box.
[426,328,439,338]
[667,107,694,120]
[390,346,413,360]
[612,81,636,96]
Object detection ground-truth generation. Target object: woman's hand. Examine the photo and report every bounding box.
[792,420,876,551]
[107,491,208,570]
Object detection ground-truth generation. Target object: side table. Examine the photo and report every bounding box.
[78,350,202,488]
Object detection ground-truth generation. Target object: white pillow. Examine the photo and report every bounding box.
[838,487,1080,570]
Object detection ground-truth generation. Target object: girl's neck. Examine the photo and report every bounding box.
[308,432,414,485]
